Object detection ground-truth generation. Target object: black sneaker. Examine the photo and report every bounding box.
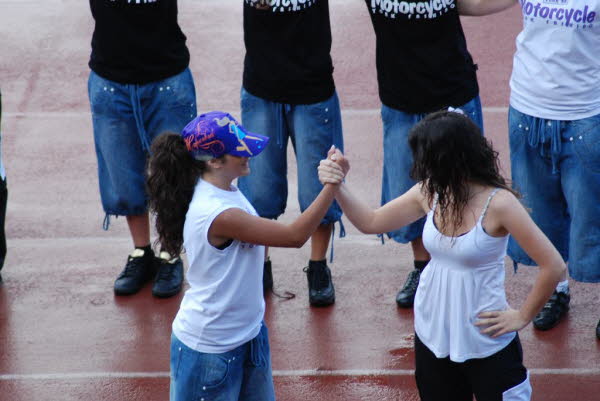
[114,248,157,295]
[263,258,273,292]
[396,269,421,308]
[533,290,570,331]
[303,260,335,306]
[152,252,184,298]
[596,319,600,340]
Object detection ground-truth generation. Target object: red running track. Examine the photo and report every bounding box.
[0,1,598,400]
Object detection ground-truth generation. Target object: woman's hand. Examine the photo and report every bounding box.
[318,159,345,185]
[330,148,350,175]
[318,146,346,185]
[475,308,529,338]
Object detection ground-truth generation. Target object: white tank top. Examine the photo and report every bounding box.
[414,189,516,363]
[173,179,265,353]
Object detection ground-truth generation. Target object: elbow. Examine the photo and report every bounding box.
[556,260,567,277]
[286,232,310,248]
[289,238,306,248]
[359,225,380,236]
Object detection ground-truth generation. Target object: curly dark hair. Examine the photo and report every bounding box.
[146,132,208,257]
[408,110,518,237]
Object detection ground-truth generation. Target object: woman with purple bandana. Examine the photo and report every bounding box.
[462,0,600,339]
[146,112,344,400]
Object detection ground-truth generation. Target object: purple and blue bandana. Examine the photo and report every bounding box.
[181,111,269,160]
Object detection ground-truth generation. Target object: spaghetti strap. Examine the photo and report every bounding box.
[478,188,500,222]
[431,193,439,212]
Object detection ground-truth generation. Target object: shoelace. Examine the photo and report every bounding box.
[304,265,329,291]
[542,292,564,310]
[403,270,420,292]
[156,262,177,282]
[120,256,146,278]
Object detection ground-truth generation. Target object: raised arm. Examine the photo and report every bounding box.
[476,191,566,337]
[318,154,427,235]
[458,0,517,16]
[337,182,427,235]
[210,147,345,248]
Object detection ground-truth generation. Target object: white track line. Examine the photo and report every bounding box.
[3,107,509,119]
[1,368,598,381]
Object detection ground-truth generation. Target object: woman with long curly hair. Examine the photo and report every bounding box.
[147,111,343,401]
[317,110,565,400]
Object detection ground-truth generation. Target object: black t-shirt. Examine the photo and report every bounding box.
[243,0,335,105]
[89,0,190,84]
[366,0,479,113]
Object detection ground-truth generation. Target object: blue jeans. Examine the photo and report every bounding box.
[237,88,343,225]
[170,323,276,401]
[508,106,600,283]
[88,68,196,225]
[381,96,483,243]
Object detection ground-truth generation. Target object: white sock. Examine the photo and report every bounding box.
[556,279,569,294]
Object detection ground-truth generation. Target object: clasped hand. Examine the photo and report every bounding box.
[318,145,349,185]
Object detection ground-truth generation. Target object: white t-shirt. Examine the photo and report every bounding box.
[172,179,265,353]
[510,0,600,120]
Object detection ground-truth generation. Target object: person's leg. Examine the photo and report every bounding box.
[88,71,157,295]
[170,333,245,401]
[292,92,343,306]
[560,112,600,338]
[127,214,150,248]
[310,223,332,261]
[0,89,6,280]
[238,88,289,292]
[467,335,531,401]
[414,334,472,401]
[239,323,276,401]
[507,107,570,330]
[380,104,429,307]
[141,68,197,298]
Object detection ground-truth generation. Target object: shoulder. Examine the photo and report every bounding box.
[412,182,431,212]
[487,188,523,216]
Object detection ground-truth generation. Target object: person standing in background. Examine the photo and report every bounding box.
[238,0,344,306]
[87,0,197,298]
[0,90,7,283]
[363,0,484,308]
[461,0,600,339]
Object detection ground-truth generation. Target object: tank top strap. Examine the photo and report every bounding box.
[431,193,439,213]
[478,188,501,223]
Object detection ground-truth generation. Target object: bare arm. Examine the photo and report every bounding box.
[210,147,344,248]
[336,182,427,235]
[458,0,517,16]
[318,153,427,234]
[476,192,565,337]
[210,183,339,248]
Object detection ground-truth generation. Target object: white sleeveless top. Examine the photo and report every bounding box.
[173,179,264,353]
[414,189,516,363]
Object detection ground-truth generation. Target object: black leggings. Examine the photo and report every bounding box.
[415,334,529,401]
